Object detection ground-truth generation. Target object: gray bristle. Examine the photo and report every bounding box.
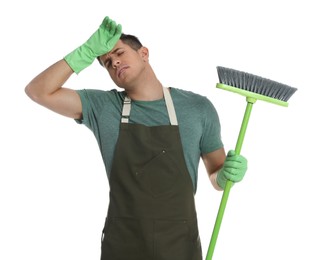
[217,66,297,101]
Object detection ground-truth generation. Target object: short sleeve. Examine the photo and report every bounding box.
[200,98,223,154]
[74,89,94,129]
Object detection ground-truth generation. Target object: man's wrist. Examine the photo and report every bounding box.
[210,171,224,191]
[64,45,95,74]
[216,169,226,190]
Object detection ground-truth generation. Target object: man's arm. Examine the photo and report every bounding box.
[25,16,122,119]
[202,148,226,191]
[25,59,82,119]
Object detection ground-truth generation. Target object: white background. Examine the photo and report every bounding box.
[1,0,316,259]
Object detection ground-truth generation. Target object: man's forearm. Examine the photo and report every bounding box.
[25,59,73,102]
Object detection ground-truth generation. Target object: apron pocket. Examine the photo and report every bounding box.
[101,217,152,260]
[136,149,180,197]
[154,219,202,260]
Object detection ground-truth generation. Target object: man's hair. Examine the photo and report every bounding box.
[97,33,143,66]
[120,33,143,51]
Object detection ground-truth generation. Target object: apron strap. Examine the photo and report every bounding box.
[121,87,178,125]
[121,96,132,123]
[162,87,178,125]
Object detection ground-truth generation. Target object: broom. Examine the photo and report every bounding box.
[205,66,297,260]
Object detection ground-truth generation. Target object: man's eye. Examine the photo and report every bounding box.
[105,61,111,68]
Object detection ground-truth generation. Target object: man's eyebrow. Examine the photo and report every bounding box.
[102,48,122,65]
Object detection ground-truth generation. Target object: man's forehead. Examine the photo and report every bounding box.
[100,41,125,60]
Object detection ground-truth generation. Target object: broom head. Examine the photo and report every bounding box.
[216,66,297,106]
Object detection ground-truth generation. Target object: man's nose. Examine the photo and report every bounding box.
[112,59,120,69]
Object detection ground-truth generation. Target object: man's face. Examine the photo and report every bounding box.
[99,40,148,89]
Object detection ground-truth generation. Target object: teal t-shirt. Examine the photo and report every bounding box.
[76,87,223,192]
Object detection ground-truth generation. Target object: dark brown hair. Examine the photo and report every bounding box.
[120,33,142,50]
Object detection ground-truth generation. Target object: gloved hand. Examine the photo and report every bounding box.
[64,16,122,74]
[216,150,248,189]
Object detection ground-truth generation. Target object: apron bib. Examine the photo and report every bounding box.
[101,88,202,260]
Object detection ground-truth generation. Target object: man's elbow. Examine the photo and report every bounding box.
[25,84,45,104]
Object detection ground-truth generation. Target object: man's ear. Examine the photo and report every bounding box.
[139,46,149,61]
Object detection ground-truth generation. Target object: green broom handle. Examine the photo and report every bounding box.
[206,98,255,260]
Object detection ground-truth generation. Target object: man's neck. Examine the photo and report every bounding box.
[124,67,164,101]
[127,83,164,101]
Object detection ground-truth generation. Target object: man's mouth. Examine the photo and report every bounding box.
[117,65,129,78]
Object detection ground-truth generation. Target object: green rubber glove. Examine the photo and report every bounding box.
[64,16,122,74]
[216,150,248,189]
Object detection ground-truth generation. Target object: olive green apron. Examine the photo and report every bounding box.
[101,88,202,260]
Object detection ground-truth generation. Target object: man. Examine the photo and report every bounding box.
[25,16,247,260]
